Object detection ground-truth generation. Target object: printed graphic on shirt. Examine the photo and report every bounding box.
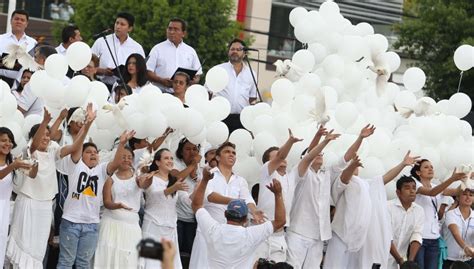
[71,172,98,199]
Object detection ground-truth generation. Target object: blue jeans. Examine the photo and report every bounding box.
[57,219,99,269]
[415,238,440,269]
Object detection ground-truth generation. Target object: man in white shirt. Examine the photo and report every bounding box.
[213,38,257,133]
[254,129,302,263]
[91,12,145,88]
[189,141,264,268]
[0,9,37,87]
[191,165,286,269]
[56,25,82,56]
[146,18,202,93]
[388,176,424,269]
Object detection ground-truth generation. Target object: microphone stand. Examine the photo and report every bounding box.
[244,53,263,103]
[99,33,128,91]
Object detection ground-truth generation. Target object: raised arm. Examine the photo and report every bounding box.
[266,179,286,232]
[344,124,375,162]
[67,104,96,163]
[298,130,340,177]
[417,169,466,197]
[267,129,303,175]
[106,130,136,176]
[340,155,363,184]
[383,151,420,184]
[30,108,52,154]
[192,167,214,213]
[49,108,68,142]
[149,127,173,152]
[307,124,327,152]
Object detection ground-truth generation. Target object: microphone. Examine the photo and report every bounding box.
[243,47,259,52]
[92,29,113,39]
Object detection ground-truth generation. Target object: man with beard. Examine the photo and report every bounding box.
[213,38,257,133]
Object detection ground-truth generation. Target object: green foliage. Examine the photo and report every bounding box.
[394,0,474,102]
[59,0,243,73]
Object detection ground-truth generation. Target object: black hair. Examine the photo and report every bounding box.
[36,45,57,59]
[262,146,279,164]
[227,38,247,50]
[251,183,259,205]
[122,53,147,87]
[28,124,50,140]
[16,69,33,93]
[0,127,17,178]
[128,137,145,151]
[116,12,135,27]
[169,17,187,32]
[396,176,416,191]
[410,159,430,181]
[12,9,29,21]
[82,142,98,153]
[114,84,132,96]
[256,259,294,269]
[61,25,79,44]
[216,141,236,157]
[149,149,178,196]
[175,137,200,160]
[400,261,420,269]
[123,146,135,157]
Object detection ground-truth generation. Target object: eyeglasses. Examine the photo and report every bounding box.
[229,47,244,52]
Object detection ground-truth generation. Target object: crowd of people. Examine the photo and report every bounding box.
[0,8,474,269]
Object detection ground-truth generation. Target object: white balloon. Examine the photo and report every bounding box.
[0,92,17,118]
[145,111,168,138]
[300,73,321,95]
[453,44,473,71]
[322,54,344,77]
[185,84,208,108]
[44,54,68,80]
[240,105,255,131]
[89,128,115,151]
[403,67,426,92]
[139,84,162,112]
[253,102,272,116]
[253,114,274,134]
[394,90,417,110]
[289,7,308,27]
[28,70,49,97]
[182,108,205,137]
[356,22,374,36]
[334,102,359,128]
[291,95,314,122]
[188,127,207,145]
[65,75,91,108]
[95,109,115,130]
[126,113,147,139]
[42,79,65,105]
[338,35,366,61]
[22,114,42,136]
[229,128,253,155]
[164,103,186,130]
[271,78,295,106]
[88,81,110,107]
[294,19,317,44]
[66,41,92,71]
[377,51,401,73]
[209,96,231,122]
[319,1,340,18]
[359,156,385,179]
[459,120,472,140]
[435,99,450,115]
[368,130,391,157]
[308,43,328,64]
[368,34,389,57]
[206,121,229,146]
[448,92,472,118]
[253,131,277,158]
[292,50,315,72]
[205,66,229,93]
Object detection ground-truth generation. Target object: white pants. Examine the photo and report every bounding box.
[254,231,287,263]
[323,232,359,269]
[141,219,182,269]
[189,229,207,269]
[286,231,324,269]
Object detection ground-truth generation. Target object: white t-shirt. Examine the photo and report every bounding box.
[196,208,273,269]
[62,156,108,223]
[144,175,179,228]
[257,162,295,226]
[415,180,443,239]
[174,158,201,222]
[213,62,257,114]
[18,142,61,201]
[444,207,474,261]
[146,39,202,93]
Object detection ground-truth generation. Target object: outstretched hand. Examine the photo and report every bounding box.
[316,124,328,137]
[119,130,136,145]
[267,178,282,195]
[85,103,97,123]
[402,150,420,166]
[348,155,364,169]
[360,124,376,138]
[202,167,214,182]
[42,108,52,123]
[288,129,303,144]
[449,169,467,182]
[324,129,340,142]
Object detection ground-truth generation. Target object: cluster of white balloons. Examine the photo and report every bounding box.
[226,1,473,193]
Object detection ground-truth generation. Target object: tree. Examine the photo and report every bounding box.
[61,0,243,74]
[394,0,474,102]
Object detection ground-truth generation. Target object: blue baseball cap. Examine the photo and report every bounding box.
[226,199,248,218]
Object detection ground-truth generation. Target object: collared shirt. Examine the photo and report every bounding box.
[387,198,424,268]
[16,83,44,116]
[444,207,474,261]
[214,62,257,114]
[0,32,37,79]
[204,168,255,224]
[415,181,443,239]
[257,162,295,226]
[55,43,67,56]
[146,39,202,93]
[288,157,347,241]
[196,208,273,269]
[91,34,145,85]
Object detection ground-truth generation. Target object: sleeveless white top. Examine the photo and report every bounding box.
[144,175,179,228]
[102,173,142,224]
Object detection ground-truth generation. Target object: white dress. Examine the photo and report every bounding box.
[94,174,143,269]
[0,165,13,268]
[141,175,182,269]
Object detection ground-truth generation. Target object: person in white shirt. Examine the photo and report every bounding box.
[254,129,302,263]
[56,25,82,56]
[91,12,145,88]
[388,176,425,268]
[191,166,286,269]
[189,141,264,269]
[213,38,257,133]
[443,188,474,268]
[0,9,37,87]
[0,127,33,268]
[6,107,91,269]
[410,159,467,269]
[146,18,202,93]
[57,122,134,268]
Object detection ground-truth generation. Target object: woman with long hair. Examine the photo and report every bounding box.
[410,159,467,269]
[139,148,188,269]
[94,147,144,268]
[110,53,148,103]
[0,127,32,267]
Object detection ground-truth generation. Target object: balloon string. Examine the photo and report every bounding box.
[457,71,464,93]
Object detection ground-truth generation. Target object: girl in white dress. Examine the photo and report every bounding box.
[139,148,189,269]
[0,127,32,268]
[94,146,143,269]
